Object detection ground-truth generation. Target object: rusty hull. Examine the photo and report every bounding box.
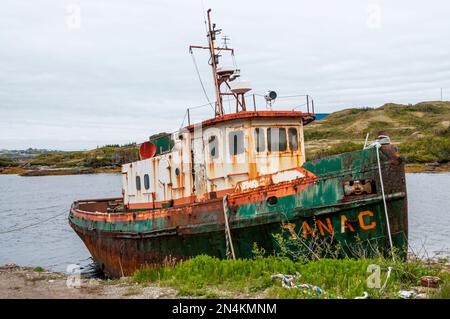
[69,144,408,278]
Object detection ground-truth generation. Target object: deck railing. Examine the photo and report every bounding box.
[183,94,316,127]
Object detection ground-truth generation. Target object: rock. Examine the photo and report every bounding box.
[398,290,417,299]
[420,276,441,288]
[425,162,440,167]
[0,264,19,270]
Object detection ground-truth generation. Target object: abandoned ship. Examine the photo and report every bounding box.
[69,9,408,277]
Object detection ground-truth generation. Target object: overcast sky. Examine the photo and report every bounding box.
[1,0,449,150]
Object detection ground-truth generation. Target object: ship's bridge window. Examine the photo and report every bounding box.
[144,174,150,190]
[288,128,299,151]
[136,176,141,191]
[254,128,266,152]
[228,130,244,155]
[209,135,219,159]
[267,128,287,152]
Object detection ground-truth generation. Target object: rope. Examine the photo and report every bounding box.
[222,194,236,259]
[355,292,369,299]
[190,49,215,112]
[375,144,395,261]
[178,109,188,129]
[231,51,238,69]
[0,210,67,234]
[271,272,329,296]
[272,273,371,299]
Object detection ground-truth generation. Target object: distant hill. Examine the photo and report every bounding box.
[0,144,139,175]
[25,144,139,168]
[304,101,450,164]
[0,148,56,160]
[1,101,449,175]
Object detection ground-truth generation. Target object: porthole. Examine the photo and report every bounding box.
[144,174,150,190]
[267,196,278,206]
[136,176,141,191]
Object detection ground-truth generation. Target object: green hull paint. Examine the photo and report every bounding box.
[69,145,407,277]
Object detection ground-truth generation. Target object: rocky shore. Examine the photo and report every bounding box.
[0,163,448,176]
[0,167,121,176]
[0,264,176,299]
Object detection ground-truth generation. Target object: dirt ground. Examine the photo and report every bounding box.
[0,264,177,299]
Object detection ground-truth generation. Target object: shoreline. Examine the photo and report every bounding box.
[0,264,177,299]
[0,167,121,176]
[404,163,450,173]
[0,163,449,176]
[1,257,448,299]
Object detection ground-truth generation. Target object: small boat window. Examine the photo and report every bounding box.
[144,174,150,190]
[229,130,244,155]
[209,135,219,159]
[136,176,141,191]
[288,128,299,151]
[254,128,266,152]
[267,128,287,152]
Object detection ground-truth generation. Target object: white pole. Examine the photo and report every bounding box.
[223,195,236,259]
[375,144,395,261]
[363,133,370,149]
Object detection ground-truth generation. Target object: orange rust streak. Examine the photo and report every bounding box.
[228,174,317,206]
[73,168,318,224]
[248,162,257,179]
[185,111,312,131]
[72,204,192,223]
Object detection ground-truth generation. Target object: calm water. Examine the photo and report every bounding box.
[0,174,122,274]
[0,173,449,273]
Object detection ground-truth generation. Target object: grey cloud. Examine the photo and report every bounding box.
[1,0,449,149]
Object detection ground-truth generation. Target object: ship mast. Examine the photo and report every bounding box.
[190,9,249,117]
[206,9,223,117]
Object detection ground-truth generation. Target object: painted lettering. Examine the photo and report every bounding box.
[341,215,355,233]
[317,218,334,236]
[290,210,377,239]
[358,210,376,230]
[301,221,315,238]
[282,223,298,239]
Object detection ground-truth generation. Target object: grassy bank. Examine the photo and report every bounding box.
[132,255,449,299]
[0,144,138,176]
[1,101,449,174]
[26,144,138,168]
[305,101,450,169]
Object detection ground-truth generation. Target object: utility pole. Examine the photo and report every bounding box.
[441,88,443,101]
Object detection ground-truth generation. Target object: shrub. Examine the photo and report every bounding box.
[399,137,450,163]
[307,142,364,161]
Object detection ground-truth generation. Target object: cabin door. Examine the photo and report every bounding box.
[226,127,249,186]
[191,130,207,200]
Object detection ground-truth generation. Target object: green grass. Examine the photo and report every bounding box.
[33,266,45,272]
[430,279,450,299]
[306,142,364,161]
[305,101,450,163]
[399,136,450,163]
[27,144,139,169]
[132,255,449,299]
[0,157,19,167]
